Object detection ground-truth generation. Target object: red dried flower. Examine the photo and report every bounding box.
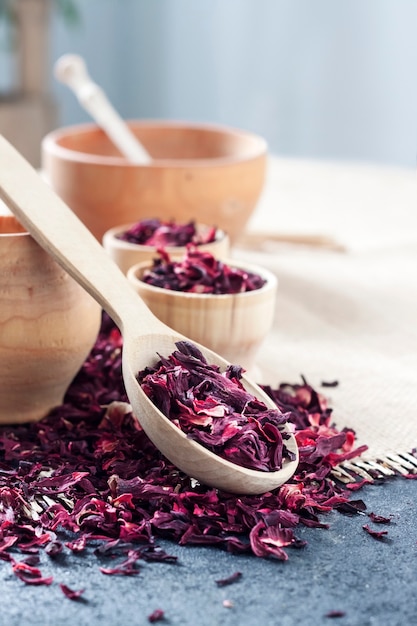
[148,608,165,623]
[141,246,265,294]
[117,218,216,248]
[59,583,85,600]
[362,524,389,540]
[325,610,346,618]
[368,512,392,524]
[215,571,242,586]
[0,315,371,591]
[11,560,53,585]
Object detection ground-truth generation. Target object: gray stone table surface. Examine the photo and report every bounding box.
[1,477,416,626]
[1,157,416,626]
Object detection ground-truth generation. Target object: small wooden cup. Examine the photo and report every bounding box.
[0,215,102,423]
[102,222,230,274]
[127,258,277,371]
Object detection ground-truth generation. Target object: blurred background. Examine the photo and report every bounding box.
[0,0,416,168]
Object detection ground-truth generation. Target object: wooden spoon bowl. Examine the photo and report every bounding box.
[0,136,298,495]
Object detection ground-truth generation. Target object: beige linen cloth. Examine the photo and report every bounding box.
[234,156,417,480]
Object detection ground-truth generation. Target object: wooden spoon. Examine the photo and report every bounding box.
[54,54,152,164]
[0,136,298,495]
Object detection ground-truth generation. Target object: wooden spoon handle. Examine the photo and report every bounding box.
[0,136,153,332]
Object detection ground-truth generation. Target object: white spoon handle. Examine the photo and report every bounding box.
[54,54,152,165]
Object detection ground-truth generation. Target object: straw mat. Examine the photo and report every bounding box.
[235,156,417,481]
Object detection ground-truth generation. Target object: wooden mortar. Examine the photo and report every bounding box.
[0,215,102,423]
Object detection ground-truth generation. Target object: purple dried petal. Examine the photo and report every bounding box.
[60,583,85,600]
[0,536,18,552]
[362,524,388,540]
[117,218,216,248]
[345,479,372,491]
[99,549,141,575]
[45,541,64,557]
[215,571,242,586]
[11,560,53,585]
[141,246,265,294]
[368,512,392,524]
[35,471,90,493]
[22,554,40,566]
[148,609,165,623]
[65,535,88,552]
[325,610,346,618]
[334,499,367,516]
[249,520,294,560]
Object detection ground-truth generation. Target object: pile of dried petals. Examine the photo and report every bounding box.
[0,315,368,590]
[141,247,266,294]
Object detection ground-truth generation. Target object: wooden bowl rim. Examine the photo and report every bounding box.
[0,215,29,236]
[42,120,268,168]
[127,257,278,301]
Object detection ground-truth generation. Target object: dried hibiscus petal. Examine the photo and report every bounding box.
[368,512,392,524]
[0,314,373,589]
[45,540,64,557]
[335,499,367,515]
[325,610,346,618]
[11,560,53,585]
[141,246,266,294]
[137,340,293,472]
[362,524,389,540]
[117,218,216,248]
[148,609,165,623]
[249,520,295,560]
[60,583,85,600]
[215,571,242,586]
[99,549,141,575]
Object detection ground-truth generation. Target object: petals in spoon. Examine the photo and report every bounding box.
[0,136,298,494]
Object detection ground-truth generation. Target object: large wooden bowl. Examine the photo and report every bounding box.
[41,121,267,243]
[0,215,101,423]
[127,258,277,371]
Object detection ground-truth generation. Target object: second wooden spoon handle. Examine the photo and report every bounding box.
[54,54,152,165]
[238,231,345,252]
